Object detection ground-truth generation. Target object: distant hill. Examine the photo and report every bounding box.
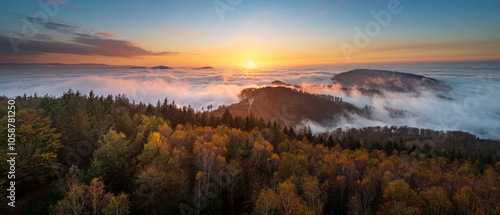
[213,86,370,126]
[0,63,133,69]
[194,66,214,70]
[151,65,172,69]
[332,69,451,93]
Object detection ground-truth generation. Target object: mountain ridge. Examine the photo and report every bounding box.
[332,69,452,93]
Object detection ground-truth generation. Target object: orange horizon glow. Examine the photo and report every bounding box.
[3,52,498,68]
[3,36,499,67]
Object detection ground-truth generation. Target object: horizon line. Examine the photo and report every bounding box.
[1,59,500,69]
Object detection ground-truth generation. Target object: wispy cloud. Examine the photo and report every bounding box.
[34,34,54,41]
[3,15,180,58]
[319,10,329,15]
[93,32,114,38]
[0,36,180,57]
[43,21,80,33]
[305,9,329,19]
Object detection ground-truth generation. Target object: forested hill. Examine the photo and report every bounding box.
[332,69,452,93]
[212,86,369,126]
[0,92,499,215]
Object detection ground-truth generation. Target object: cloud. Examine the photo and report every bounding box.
[305,9,329,19]
[0,36,179,57]
[34,34,54,41]
[1,16,179,57]
[0,64,499,140]
[93,32,114,38]
[0,67,263,110]
[1,15,179,58]
[17,15,82,35]
[319,10,329,15]
[45,21,80,33]
[299,72,500,140]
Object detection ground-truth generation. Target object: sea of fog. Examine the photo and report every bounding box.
[1,61,499,140]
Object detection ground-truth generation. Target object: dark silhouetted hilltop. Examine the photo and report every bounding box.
[152,65,172,69]
[332,69,451,93]
[213,86,369,126]
[194,66,214,70]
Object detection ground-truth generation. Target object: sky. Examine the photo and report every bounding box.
[0,0,499,67]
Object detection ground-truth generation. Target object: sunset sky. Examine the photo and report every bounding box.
[1,0,499,67]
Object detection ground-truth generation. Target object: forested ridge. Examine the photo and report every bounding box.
[0,90,499,215]
[212,87,368,126]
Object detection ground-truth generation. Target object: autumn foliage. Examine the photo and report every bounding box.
[0,92,499,215]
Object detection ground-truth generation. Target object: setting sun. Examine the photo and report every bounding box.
[248,61,254,66]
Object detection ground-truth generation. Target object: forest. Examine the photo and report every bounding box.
[0,90,499,215]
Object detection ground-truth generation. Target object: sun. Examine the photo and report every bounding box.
[248,61,254,66]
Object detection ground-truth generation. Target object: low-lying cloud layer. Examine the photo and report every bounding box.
[1,62,499,139]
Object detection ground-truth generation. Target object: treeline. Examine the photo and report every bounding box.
[0,91,499,214]
[320,126,500,170]
[1,90,269,161]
